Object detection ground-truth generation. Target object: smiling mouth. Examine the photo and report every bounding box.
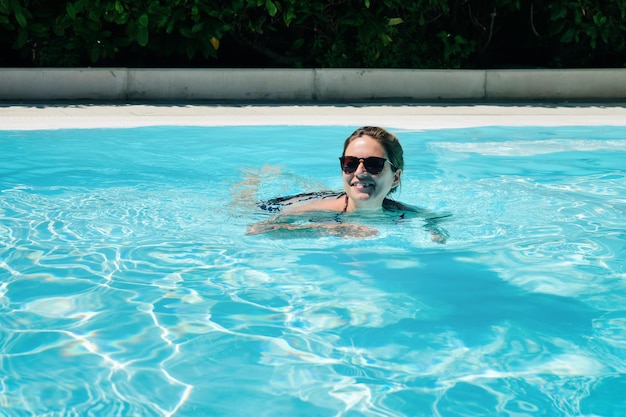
[352,181,375,189]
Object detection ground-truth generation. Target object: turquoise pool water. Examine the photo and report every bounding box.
[1,125,625,416]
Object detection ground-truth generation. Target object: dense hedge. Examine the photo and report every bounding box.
[1,0,625,68]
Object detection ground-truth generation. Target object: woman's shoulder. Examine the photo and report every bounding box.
[258,191,345,213]
[382,199,452,220]
[287,197,346,214]
[382,198,420,213]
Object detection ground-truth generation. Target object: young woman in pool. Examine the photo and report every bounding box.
[246,126,448,241]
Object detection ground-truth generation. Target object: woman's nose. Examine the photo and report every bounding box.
[355,160,368,174]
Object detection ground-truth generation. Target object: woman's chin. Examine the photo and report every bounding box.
[350,192,373,200]
[350,193,385,209]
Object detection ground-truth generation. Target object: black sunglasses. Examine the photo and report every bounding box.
[339,156,395,175]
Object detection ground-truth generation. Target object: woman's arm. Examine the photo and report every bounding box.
[384,198,451,244]
[246,219,378,238]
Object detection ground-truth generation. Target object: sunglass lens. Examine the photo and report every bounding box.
[364,157,385,174]
[340,156,358,173]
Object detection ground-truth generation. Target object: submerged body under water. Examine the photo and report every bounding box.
[0,125,625,416]
[248,190,451,241]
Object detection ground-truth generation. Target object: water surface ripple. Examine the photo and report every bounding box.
[1,126,625,416]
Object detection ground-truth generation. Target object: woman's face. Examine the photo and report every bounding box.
[342,135,401,210]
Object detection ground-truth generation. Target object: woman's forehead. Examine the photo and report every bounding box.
[345,136,386,156]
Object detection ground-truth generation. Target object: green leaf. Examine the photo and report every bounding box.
[265,0,277,17]
[601,30,609,44]
[52,17,66,36]
[13,9,26,27]
[191,22,204,33]
[364,0,370,8]
[89,45,101,62]
[117,12,129,24]
[553,8,566,20]
[10,0,27,27]
[88,9,100,21]
[552,20,566,34]
[30,23,47,34]
[283,8,295,26]
[388,17,403,26]
[137,25,149,46]
[186,44,196,60]
[560,28,576,43]
[138,13,149,28]
[293,37,304,49]
[14,27,27,47]
[179,27,192,38]
[87,20,99,31]
[66,2,76,20]
[155,15,168,28]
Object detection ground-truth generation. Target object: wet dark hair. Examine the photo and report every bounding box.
[342,126,404,194]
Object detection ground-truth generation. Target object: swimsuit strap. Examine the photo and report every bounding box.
[343,194,349,212]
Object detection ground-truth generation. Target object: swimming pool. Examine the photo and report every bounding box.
[1,125,625,416]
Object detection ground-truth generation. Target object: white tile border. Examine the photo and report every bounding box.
[2,103,626,130]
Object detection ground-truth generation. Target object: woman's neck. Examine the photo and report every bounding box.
[345,195,386,213]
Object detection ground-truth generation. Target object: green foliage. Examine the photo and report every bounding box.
[542,0,626,66]
[0,0,625,67]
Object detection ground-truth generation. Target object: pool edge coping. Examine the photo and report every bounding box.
[2,68,626,102]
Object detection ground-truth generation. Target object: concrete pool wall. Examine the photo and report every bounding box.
[1,68,626,101]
